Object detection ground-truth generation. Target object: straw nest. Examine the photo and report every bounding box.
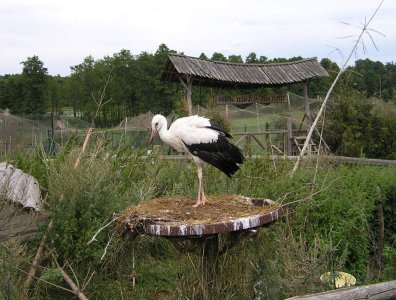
[117,195,279,235]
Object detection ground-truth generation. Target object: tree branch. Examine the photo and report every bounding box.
[290,0,384,177]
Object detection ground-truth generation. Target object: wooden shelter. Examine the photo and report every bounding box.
[161,54,329,155]
[162,54,328,88]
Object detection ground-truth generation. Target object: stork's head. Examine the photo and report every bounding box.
[149,114,167,144]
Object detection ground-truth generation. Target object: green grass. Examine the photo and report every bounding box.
[2,143,395,299]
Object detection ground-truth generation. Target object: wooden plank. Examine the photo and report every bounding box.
[1,212,47,230]
[234,134,247,146]
[232,130,289,135]
[0,202,47,242]
[286,280,396,300]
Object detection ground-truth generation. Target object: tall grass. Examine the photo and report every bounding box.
[2,139,395,299]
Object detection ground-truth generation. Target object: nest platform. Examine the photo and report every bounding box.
[119,195,281,237]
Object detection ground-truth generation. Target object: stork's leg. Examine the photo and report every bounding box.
[193,164,207,207]
[199,167,207,206]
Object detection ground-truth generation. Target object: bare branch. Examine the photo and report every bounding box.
[17,267,75,294]
[366,31,379,51]
[338,35,358,39]
[282,177,342,207]
[101,232,115,260]
[24,220,54,291]
[48,249,89,300]
[74,72,113,168]
[290,0,384,177]
[367,28,386,37]
[339,21,361,29]
[67,261,80,288]
[87,216,118,245]
[326,45,344,61]
[82,271,96,291]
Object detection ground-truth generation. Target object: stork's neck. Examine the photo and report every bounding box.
[157,119,170,142]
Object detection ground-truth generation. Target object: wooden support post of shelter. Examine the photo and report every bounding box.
[303,80,311,126]
[303,80,312,155]
[178,75,193,116]
[286,93,293,155]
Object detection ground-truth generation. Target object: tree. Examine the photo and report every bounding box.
[199,53,208,60]
[0,75,24,112]
[245,52,258,63]
[352,59,387,99]
[211,52,227,62]
[46,76,64,117]
[308,58,341,97]
[258,55,268,63]
[20,55,48,114]
[70,56,105,123]
[324,95,396,159]
[108,49,136,120]
[228,55,243,63]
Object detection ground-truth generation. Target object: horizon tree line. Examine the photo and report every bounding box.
[0,43,395,127]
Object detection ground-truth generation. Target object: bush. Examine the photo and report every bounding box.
[0,241,28,300]
[324,95,396,159]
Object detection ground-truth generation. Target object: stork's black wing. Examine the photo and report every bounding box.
[183,135,244,178]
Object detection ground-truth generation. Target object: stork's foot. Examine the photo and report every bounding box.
[193,199,204,207]
[200,194,207,206]
[192,195,207,207]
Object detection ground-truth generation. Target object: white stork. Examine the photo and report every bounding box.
[150,114,245,207]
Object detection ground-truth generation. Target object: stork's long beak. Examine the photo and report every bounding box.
[149,129,157,145]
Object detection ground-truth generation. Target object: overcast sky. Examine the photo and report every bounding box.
[1,0,395,76]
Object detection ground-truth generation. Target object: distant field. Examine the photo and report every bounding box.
[230,110,307,132]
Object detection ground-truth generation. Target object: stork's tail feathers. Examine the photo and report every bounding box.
[210,143,244,178]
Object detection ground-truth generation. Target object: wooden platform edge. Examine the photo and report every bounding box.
[285,280,396,300]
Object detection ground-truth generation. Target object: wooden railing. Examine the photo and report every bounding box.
[286,280,396,300]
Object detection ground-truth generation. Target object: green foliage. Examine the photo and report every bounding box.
[1,45,395,133]
[323,94,396,159]
[0,241,28,300]
[12,151,50,189]
[211,52,228,62]
[1,136,396,299]
[20,56,48,114]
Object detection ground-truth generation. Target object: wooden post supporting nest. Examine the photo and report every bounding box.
[202,234,219,298]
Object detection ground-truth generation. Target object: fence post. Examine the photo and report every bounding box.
[47,129,55,154]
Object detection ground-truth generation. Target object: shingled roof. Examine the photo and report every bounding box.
[162,54,328,88]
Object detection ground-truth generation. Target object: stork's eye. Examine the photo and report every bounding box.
[155,122,159,128]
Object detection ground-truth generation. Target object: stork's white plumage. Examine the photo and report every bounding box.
[150,114,244,207]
